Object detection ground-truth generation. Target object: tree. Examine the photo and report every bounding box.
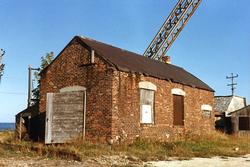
[33,52,54,101]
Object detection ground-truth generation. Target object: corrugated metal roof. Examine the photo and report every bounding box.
[78,36,214,92]
[214,96,233,113]
[214,96,246,115]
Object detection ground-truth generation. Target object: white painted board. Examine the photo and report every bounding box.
[141,104,152,123]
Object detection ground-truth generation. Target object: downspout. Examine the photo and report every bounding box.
[83,90,87,139]
[83,49,94,139]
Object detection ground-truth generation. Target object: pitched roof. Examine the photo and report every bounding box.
[16,103,39,117]
[77,36,213,92]
[214,96,233,113]
[214,95,246,114]
[229,105,250,115]
[42,36,214,92]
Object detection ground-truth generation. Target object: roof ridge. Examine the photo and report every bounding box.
[77,35,184,70]
[78,35,142,56]
[215,95,245,99]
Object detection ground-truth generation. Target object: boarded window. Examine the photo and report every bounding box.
[202,110,211,118]
[140,89,155,124]
[173,95,184,126]
[239,117,250,130]
[201,104,212,118]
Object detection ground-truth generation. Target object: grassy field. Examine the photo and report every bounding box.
[0,130,249,162]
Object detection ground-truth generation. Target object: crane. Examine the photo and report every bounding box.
[143,0,202,61]
[0,49,5,82]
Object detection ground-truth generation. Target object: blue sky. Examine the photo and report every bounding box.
[0,0,249,122]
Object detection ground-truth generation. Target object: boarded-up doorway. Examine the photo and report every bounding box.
[45,91,84,144]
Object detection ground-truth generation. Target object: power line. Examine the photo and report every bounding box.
[0,91,27,95]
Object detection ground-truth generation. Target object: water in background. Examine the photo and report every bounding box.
[0,123,15,131]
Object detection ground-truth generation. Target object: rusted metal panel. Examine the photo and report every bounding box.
[45,91,84,144]
[173,95,184,126]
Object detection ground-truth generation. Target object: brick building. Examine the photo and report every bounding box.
[39,36,214,144]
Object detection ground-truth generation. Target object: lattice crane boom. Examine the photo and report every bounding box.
[143,0,202,61]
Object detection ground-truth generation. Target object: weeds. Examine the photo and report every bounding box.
[0,130,249,161]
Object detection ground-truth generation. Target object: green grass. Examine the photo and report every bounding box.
[0,130,250,161]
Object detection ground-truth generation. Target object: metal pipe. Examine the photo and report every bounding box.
[83,90,87,139]
[91,50,95,64]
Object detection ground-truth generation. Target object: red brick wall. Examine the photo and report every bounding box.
[40,39,113,142]
[111,71,214,142]
[40,38,214,143]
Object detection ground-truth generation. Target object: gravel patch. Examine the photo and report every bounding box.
[144,154,250,167]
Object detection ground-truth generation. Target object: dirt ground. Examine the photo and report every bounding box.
[0,155,250,167]
[145,154,250,167]
[0,157,98,167]
[0,155,142,167]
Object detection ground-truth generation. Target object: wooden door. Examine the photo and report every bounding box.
[173,95,184,125]
[45,91,84,144]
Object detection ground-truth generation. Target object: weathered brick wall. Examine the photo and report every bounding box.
[40,37,214,143]
[40,39,113,142]
[111,71,214,142]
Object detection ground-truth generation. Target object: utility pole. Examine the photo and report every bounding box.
[28,65,40,107]
[226,73,238,96]
[0,49,5,82]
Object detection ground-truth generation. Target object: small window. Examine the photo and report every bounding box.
[173,95,184,126]
[140,89,155,124]
[202,110,211,118]
[239,117,250,130]
[201,104,212,118]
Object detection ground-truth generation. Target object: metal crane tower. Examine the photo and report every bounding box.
[143,0,202,61]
